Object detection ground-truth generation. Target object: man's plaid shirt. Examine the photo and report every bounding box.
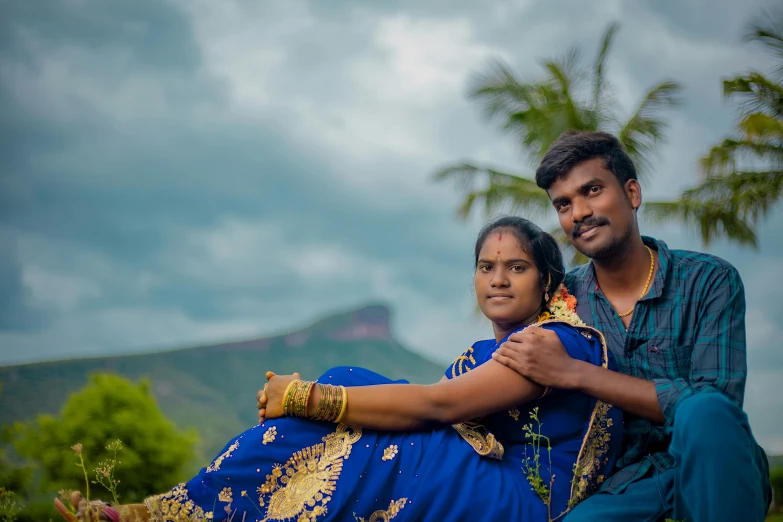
[565,237,748,493]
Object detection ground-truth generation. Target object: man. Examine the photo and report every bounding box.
[492,131,771,521]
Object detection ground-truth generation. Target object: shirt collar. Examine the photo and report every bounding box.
[642,236,670,300]
[576,236,670,300]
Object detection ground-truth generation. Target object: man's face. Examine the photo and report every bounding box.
[547,157,641,260]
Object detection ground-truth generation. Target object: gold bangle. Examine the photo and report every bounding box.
[283,380,315,417]
[335,385,348,423]
[311,384,342,422]
[282,379,298,415]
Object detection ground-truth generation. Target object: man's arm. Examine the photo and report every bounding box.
[491,327,666,424]
[493,266,747,427]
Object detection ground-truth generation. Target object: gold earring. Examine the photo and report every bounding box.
[544,273,552,302]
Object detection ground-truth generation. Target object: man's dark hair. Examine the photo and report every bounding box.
[535,131,638,190]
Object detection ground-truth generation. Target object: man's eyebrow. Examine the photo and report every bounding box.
[550,177,604,206]
[578,177,603,191]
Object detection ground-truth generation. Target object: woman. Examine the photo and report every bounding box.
[55,216,622,522]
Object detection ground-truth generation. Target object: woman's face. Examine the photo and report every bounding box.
[474,229,544,335]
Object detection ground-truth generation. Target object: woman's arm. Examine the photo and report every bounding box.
[264,360,544,431]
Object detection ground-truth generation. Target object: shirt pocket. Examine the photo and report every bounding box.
[636,340,694,380]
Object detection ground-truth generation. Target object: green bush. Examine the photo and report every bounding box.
[14,373,197,503]
[771,467,783,513]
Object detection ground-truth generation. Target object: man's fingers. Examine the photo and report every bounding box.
[524,326,548,338]
[266,371,275,380]
[54,498,78,522]
[492,352,522,373]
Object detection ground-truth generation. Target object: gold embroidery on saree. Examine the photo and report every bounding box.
[257,424,362,521]
[381,445,398,461]
[531,319,615,511]
[514,317,615,519]
[450,346,476,378]
[568,400,614,507]
[354,498,407,522]
[144,483,207,521]
[218,487,233,504]
[508,407,520,421]
[206,439,240,473]
[263,426,277,445]
[451,422,504,460]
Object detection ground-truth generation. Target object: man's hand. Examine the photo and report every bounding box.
[492,326,583,390]
[257,371,299,424]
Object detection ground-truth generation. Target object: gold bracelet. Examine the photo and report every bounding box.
[311,384,339,421]
[335,385,348,423]
[282,380,297,414]
[283,380,315,417]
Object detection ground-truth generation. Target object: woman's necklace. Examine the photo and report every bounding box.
[616,245,655,318]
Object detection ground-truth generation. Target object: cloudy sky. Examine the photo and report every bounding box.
[1,0,781,450]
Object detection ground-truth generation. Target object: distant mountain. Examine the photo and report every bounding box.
[0,305,446,465]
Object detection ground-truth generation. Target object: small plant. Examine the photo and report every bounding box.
[522,407,553,504]
[92,439,123,505]
[72,443,90,502]
[0,488,24,522]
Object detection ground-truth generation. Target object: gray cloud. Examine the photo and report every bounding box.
[0,0,781,451]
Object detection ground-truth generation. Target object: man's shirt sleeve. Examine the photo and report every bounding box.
[653,266,747,426]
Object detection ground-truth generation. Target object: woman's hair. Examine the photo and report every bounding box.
[474,216,565,306]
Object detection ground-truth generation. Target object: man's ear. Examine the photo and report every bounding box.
[625,179,642,210]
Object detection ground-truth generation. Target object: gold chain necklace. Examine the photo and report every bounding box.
[616,245,655,318]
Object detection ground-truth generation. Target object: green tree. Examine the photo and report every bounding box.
[435,22,682,265]
[647,12,783,247]
[14,373,196,502]
[772,467,783,513]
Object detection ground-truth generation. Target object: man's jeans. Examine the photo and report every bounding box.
[566,393,771,521]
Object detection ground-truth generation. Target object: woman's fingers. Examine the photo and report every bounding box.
[71,492,84,510]
[53,499,78,522]
[265,371,275,380]
[293,372,300,379]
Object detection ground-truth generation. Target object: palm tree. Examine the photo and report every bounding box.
[435,23,682,265]
[646,12,783,248]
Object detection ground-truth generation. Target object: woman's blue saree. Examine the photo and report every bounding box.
[145,321,622,521]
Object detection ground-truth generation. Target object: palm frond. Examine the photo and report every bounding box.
[744,9,783,80]
[738,112,783,141]
[469,60,532,121]
[617,80,683,179]
[592,22,620,114]
[700,139,783,176]
[682,170,783,223]
[433,163,490,192]
[643,200,758,248]
[723,72,783,118]
[433,163,550,219]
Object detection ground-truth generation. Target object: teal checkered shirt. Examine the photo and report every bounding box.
[565,237,749,493]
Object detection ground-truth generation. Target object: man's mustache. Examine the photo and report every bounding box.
[572,217,610,238]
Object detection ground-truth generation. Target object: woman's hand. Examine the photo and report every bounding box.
[54,491,112,521]
[257,371,299,423]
